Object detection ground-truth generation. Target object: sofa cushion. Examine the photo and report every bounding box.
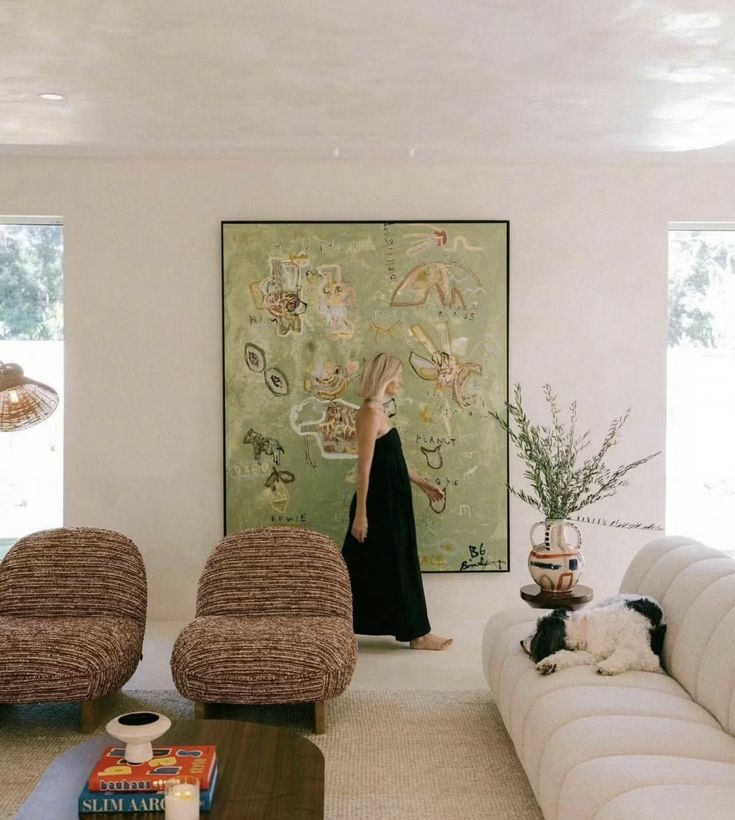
[523,685,719,791]
[171,614,356,704]
[482,605,735,819]
[0,615,143,703]
[619,536,735,735]
[593,784,735,820]
[482,608,692,750]
[540,715,735,818]
[558,757,735,820]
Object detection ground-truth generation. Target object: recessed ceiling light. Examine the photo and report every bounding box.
[39,93,65,101]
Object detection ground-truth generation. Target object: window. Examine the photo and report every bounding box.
[667,225,735,552]
[0,219,63,558]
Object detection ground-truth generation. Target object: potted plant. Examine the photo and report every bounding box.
[491,384,660,593]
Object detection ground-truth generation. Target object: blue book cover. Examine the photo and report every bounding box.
[78,761,219,813]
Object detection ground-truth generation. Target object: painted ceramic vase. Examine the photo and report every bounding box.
[528,519,584,592]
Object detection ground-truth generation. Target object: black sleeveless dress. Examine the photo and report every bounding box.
[342,427,431,642]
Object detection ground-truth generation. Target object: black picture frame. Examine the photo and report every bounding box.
[221,220,510,572]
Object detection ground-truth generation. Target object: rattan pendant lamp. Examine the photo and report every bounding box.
[0,361,59,432]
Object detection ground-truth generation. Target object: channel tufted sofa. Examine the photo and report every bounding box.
[171,526,357,734]
[482,536,735,820]
[0,527,147,732]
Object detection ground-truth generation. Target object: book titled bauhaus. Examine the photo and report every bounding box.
[87,745,217,792]
[78,762,219,813]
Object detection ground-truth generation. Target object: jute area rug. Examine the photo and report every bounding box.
[2,689,542,820]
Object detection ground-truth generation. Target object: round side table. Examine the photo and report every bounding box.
[520,583,593,610]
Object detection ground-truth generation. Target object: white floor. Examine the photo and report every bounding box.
[125,617,491,691]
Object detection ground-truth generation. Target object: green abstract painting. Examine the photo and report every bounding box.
[222,221,509,572]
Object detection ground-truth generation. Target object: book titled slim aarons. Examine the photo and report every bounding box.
[78,762,219,813]
[87,745,217,791]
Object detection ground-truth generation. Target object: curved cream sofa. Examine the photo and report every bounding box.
[482,536,735,820]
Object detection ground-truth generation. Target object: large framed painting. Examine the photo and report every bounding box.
[222,221,509,572]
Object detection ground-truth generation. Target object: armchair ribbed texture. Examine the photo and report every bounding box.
[0,527,147,732]
[170,526,357,733]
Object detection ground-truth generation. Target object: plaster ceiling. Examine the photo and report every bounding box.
[2,0,735,161]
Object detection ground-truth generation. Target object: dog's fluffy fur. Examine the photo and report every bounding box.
[521,594,667,676]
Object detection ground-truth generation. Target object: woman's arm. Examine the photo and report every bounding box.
[407,467,445,503]
[351,407,381,542]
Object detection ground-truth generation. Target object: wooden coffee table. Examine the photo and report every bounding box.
[16,719,324,819]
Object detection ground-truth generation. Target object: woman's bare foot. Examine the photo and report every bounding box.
[409,633,453,650]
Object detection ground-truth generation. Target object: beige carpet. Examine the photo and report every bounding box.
[2,689,542,820]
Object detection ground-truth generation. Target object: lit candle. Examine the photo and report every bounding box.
[164,780,199,820]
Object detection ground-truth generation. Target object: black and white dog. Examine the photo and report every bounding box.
[521,594,667,676]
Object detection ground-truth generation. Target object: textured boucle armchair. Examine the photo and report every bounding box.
[0,527,147,733]
[171,526,357,733]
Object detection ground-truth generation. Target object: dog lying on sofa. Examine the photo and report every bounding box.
[521,593,667,676]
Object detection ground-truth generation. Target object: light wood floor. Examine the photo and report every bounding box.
[125,616,491,691]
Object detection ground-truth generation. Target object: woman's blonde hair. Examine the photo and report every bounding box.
[358,352,402,399]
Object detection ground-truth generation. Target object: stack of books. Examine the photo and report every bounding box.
[78,745,218,814]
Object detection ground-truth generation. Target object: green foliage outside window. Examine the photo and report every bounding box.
[669,231,735,348]
[0,224,63,340]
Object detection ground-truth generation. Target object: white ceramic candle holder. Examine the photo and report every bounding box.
[105,711,172,764]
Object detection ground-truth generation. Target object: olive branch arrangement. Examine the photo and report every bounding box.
[490,384,661,529]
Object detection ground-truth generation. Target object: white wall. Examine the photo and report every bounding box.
[1,157,730,620]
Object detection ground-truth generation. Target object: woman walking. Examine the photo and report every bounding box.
[342,352,452,650]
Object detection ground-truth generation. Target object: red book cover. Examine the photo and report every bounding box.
[87,745,217,792]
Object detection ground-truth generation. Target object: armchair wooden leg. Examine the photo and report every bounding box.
[314,701,326,734]
[194,701,211,719]
[80,693,113,734]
